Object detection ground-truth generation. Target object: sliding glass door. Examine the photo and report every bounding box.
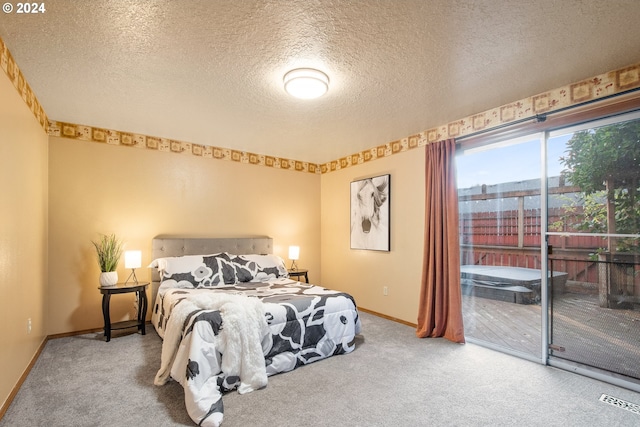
[546,111,640,384]
[457,110,640,389]
[457,135,544,361]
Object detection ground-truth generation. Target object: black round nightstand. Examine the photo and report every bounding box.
[99,282,149,342]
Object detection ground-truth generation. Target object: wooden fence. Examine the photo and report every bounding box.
[458,185,636,289]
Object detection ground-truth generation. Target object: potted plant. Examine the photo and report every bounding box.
[92,233,124,287]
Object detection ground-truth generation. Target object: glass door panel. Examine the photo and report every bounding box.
[547,112,640,381]
[457,136,543,360]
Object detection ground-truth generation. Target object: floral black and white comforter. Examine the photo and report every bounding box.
[151,278,361,427]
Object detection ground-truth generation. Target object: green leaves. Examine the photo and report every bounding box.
[561,120,640,194]
[92,233,123,272]
[559,118,640,252]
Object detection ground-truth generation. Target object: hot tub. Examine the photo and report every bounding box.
[460,265,568,304]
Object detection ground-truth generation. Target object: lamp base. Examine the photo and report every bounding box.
[124,269,139,285]
[289,260,298,271]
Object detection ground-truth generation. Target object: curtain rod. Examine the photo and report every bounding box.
[456,87,640,142]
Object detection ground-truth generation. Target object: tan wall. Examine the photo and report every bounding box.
[0,73,48,408]
[320,148,425,324]
[47,137,320,334]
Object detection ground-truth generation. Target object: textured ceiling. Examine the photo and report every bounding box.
[1,0,640,164]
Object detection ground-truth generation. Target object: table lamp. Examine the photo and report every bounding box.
[288,245,300,271]
[124,250,141,284]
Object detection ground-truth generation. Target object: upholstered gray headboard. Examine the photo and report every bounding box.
[150,235,273,283]
[149,236,273,304]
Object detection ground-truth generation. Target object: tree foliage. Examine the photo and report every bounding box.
[560,120,640,194]
[558,119,640,252]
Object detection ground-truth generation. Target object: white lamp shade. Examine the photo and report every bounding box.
[288,246,300,260]
[283,68,329,99]
[124,250,142,269]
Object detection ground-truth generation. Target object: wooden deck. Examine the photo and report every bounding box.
[462,293,542,356]
[462,292,640,380]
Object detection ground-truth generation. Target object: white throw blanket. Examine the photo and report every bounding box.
[155,292,269,394]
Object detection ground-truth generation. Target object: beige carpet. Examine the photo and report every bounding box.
[2,311,639,426]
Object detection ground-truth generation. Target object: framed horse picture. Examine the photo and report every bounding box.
[350,174,390,251]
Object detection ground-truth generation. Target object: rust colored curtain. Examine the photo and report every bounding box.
[416,139,465,343]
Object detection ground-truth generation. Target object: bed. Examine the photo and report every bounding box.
[149,236,361,427]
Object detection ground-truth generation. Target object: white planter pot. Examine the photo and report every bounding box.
[99,271,118,287]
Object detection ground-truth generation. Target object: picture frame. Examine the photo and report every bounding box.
[350,174,390,251]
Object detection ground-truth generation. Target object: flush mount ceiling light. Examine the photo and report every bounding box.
[283,68,329,99]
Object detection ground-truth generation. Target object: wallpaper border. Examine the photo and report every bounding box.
[2,36,639,175]
[319,63,640,173]
[0,37,49,131]
[47,121,320,174]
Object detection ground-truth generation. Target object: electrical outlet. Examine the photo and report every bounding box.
[27,318,32,334]
[383,286,388,296]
